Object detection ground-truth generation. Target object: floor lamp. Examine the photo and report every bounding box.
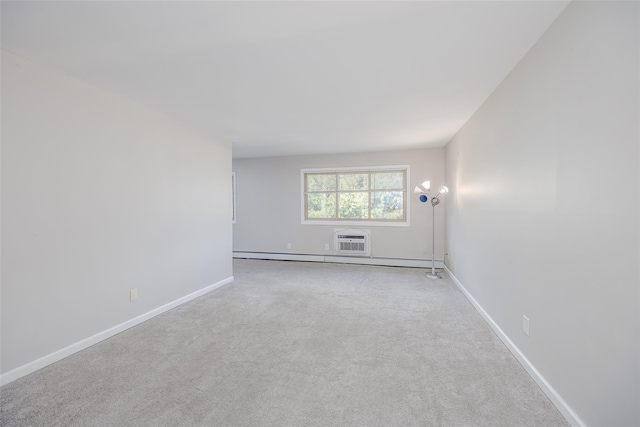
[414,181,449,279]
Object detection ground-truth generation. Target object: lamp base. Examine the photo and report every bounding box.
[426,273,441,279]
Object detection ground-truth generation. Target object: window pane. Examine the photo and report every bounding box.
[338,192,369,219]
[338,173,369,191]
[371,191,404,220]
[372,172,404,189]
[307,193,336,219]
[307,174,336,192]
[303,167,407,223]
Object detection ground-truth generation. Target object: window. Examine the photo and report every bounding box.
[232,172,236,223]
[302,166,408,225]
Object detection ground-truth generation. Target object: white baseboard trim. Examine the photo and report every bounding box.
[443,266,585,427]
[0,276,234,386]
[233,251,444,269]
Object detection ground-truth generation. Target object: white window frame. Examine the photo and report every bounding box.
[301,165,410,227]
[232,172,237,224]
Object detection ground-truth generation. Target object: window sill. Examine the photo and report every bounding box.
[302,220,409,227]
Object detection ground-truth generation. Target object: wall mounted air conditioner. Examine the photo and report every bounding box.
[334,229,370,256]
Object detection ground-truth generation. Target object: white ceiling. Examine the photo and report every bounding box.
[1,1,569,158]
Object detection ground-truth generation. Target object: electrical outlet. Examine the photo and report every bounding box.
[130,288,138,302]
[287,243,292,249]
[325,243,330,250]
[523,315,530,336]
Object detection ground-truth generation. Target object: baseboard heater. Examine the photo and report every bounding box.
[233,252,445,269]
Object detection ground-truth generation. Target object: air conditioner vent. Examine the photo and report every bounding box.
[334,229,370,256]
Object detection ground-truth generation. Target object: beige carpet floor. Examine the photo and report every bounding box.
[0,259,568,426]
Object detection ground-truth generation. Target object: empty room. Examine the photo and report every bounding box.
[1,1,638,426]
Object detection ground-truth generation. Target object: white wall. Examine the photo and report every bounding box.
[233,148,444,263]
[1,50,233,378]
[444,2,639,426]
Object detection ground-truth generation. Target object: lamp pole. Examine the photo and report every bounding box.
[427,196,440,279]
